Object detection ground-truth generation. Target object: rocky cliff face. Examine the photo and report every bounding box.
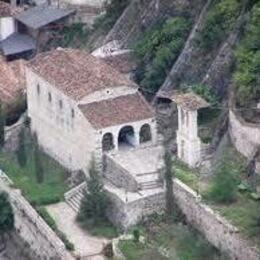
[104,0,206,48]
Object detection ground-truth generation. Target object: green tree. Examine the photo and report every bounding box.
[77,158,109,226]
[0,102,5,148]
[33,133,44,184]
[16,128,27,167]
[0,192,14,248]
[164,147,175,220]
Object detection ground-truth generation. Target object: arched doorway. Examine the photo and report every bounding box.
[102,133,114,152]
[139,124,152,143]
[118,126,135,149]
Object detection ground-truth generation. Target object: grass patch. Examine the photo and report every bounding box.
[80,221,119,239]
[119,220,229,260]
[174,159,200,192]
[0,137,69,206]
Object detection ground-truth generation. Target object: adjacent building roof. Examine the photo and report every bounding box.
[15,6,75,29]
[0,1,23,17]
[0,57,26,104]
[171,92,209,110]
[79,93,154,129]
[0,32,36,56]
[103,52,137,75]
[27,48,137,101]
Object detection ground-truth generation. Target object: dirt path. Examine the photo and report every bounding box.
[46,202,108,260]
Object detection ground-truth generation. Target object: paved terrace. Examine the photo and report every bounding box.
[108,145,164,177]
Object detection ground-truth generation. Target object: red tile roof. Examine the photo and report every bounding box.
[0,1,23,17]
[103,52,137,74]
[0,57,26,105]
[79,93,154,129]
[27,48,137,101]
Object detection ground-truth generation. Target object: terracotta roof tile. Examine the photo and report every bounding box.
[79,93,154,129]
[0,57,26,104]
[102,53,137,74]
[0,1,23,17]
[27,48,137,101]
[171,92,209,110]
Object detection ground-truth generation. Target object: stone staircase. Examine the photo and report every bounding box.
[64,182,86,212]
[136,171,163,190]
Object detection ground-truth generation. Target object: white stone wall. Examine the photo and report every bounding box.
[176,107,201,167]
[61,0,106,7]
[0,172,73,260]
[0,17,15,41]
[229,109,260,174]
[172,179,260,260]
[26,68,98,171]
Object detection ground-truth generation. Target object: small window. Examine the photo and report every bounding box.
[48,92,52,102]
[37,84,40,95]
[71,109,75,118]
[59,100,63,109]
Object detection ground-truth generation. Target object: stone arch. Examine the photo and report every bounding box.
[139,124,152,143]
[102,133,114,152]
[118,125,135,148]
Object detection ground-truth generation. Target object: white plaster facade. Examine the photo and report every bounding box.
[62,0,106,7]
[26,52,157,172]
[176,107,202,167]
[0,17,15,41]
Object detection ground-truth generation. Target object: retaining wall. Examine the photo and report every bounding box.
[229,109,260,173]
[0,171,74,260]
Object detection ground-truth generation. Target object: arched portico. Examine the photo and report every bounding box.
[118,125,136,149]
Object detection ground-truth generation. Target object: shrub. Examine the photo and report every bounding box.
[0,192,14,236]
[133,229,140,243]
[207,159,238,203]
[134,17,191,93]
[199,0,241,50]
[77,158,110,226]
[234,2,260,106]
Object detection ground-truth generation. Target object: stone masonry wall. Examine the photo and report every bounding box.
[229,109,260,174]
[106,177,260,259]
[103,155,138,192]
[0,171,74,260]
[172,179,260,260]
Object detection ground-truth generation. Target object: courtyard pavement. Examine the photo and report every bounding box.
[46,202,108,260]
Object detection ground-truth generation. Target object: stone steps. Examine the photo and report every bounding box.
[139,180,162,190]
[65,182,86,213]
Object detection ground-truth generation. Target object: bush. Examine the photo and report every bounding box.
[93,0,129,31]
[37,207,75,251]
[234,2,260,106]
[206,159,238,203]
[134,17,191,93]
[199,0,241,50]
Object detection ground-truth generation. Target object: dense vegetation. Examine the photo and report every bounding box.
[134,17,191,93]
[94,0,130,31]
[234,2,260,107]
[198,0,242,51]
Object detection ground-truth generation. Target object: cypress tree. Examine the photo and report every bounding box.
[0,103,5,148]
[164,146,175,220]
[16,128,27,167]
[77,158,109,226]
[33,133,44,184]
[0,192,14,249]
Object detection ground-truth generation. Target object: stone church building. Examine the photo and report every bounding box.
[26,48,158,171]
